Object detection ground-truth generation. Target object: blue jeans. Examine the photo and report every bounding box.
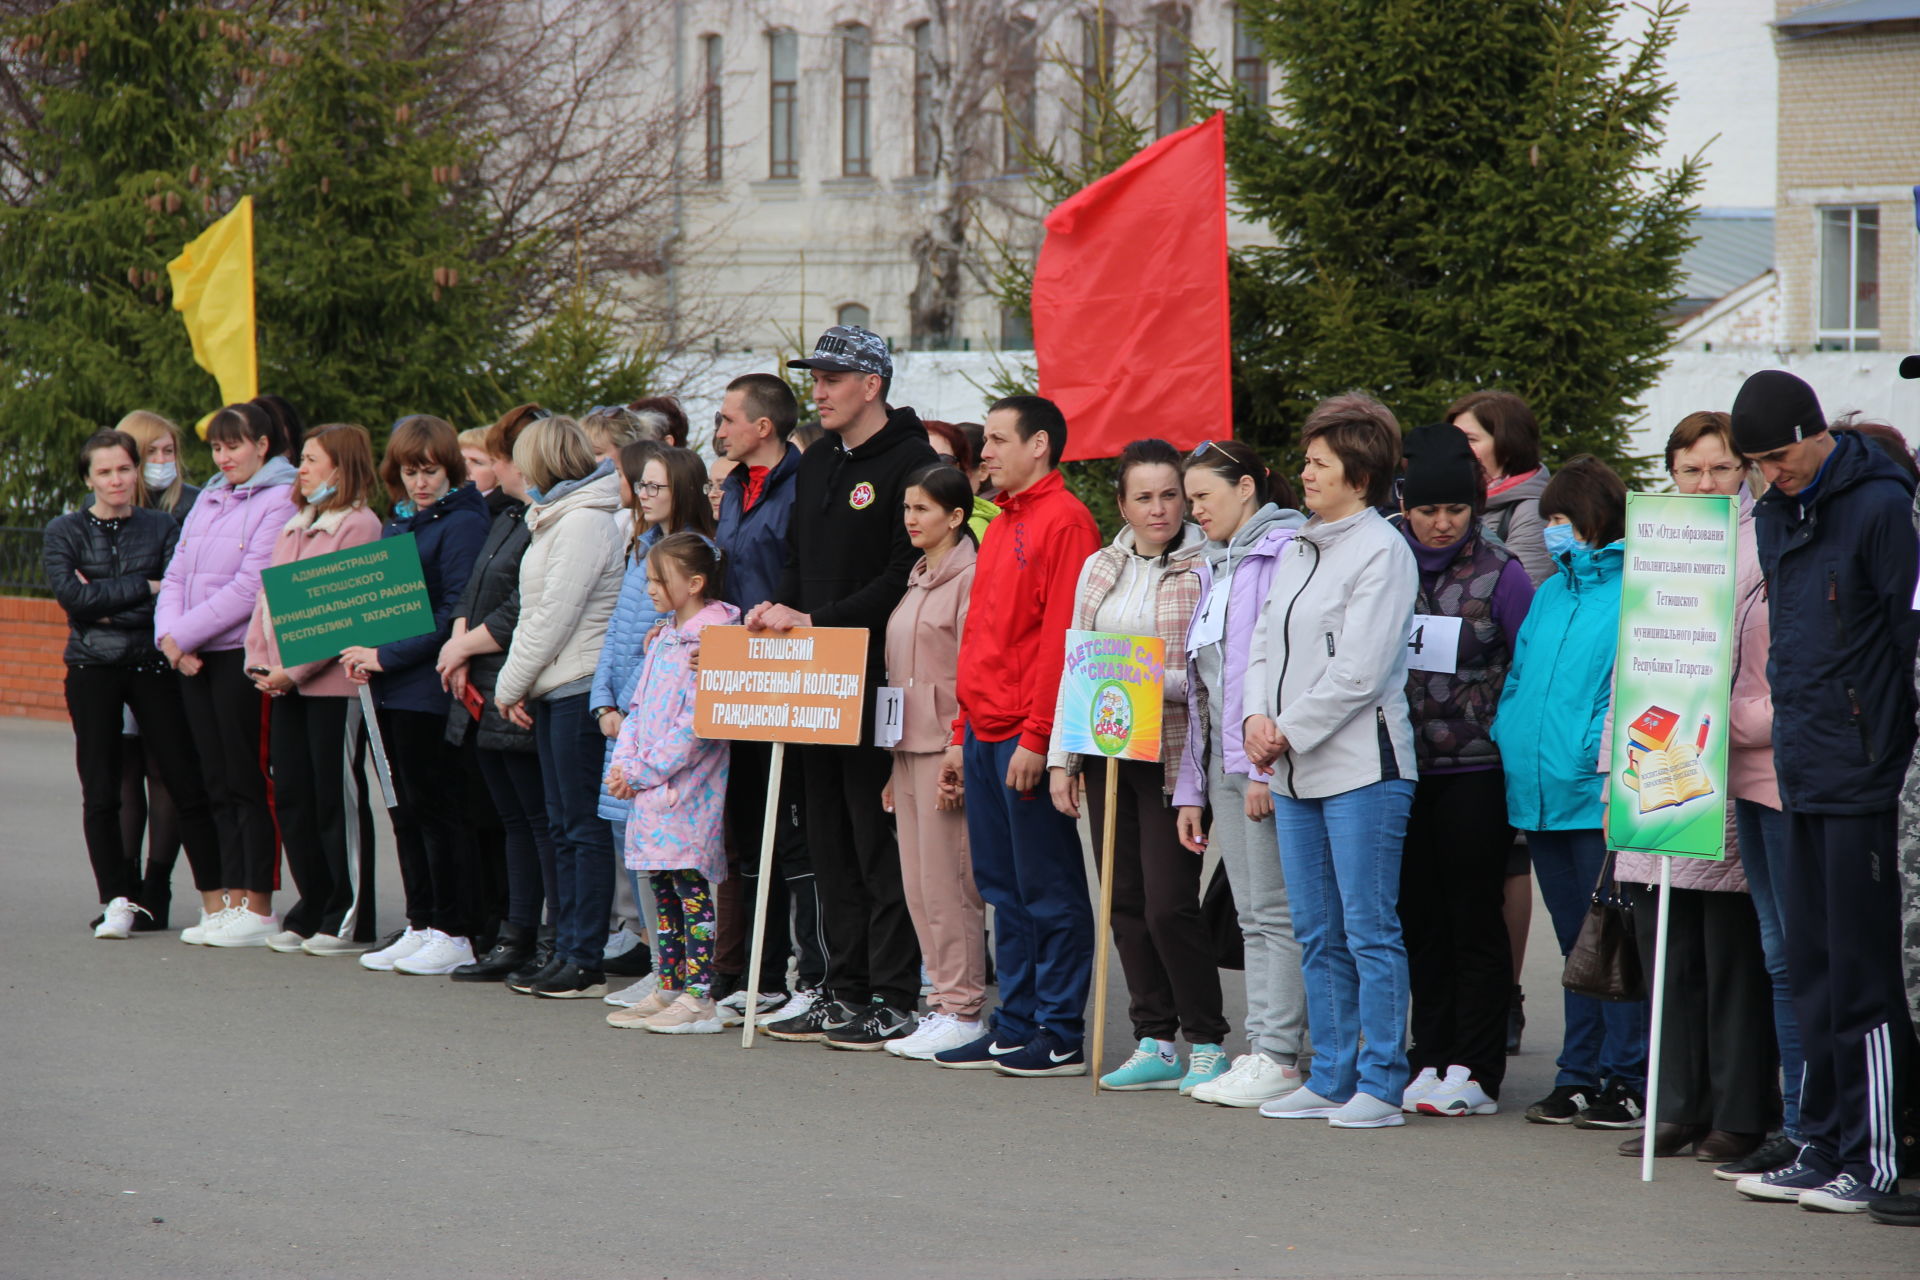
[963,730,1093,1043]
[1270,778,1415,1106]
[534,692,617,969]
[1529,828,1648,1093]
[1734,798,1803,1141]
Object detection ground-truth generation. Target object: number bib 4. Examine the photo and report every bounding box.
[1405,614,1464,674]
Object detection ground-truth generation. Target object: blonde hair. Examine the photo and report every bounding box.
[457,426,491,451]
[583,406,662,457]
[115,410,188,513]
[512,415,597,494]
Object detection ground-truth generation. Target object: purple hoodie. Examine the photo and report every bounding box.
[1172,504,1304,808]
[155,455,298,654]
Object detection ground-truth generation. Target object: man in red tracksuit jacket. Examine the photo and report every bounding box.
[936,394,1102,1076]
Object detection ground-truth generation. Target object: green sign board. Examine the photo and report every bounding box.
[260,532,435,667]
[1605,492,1737,860]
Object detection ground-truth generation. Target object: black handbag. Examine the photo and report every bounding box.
[1561,849,1645,1002]
[1202,861,1244,971]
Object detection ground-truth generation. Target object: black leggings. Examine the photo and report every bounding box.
[65,663,220,902]
[271,692,375,938]
[176,649,278,893]
[118,735,182,902]
[381,708,477,938]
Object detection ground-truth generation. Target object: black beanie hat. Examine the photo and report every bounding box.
[1401,422,1481,510]
[1730,369,1826,454]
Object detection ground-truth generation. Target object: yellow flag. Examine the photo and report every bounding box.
[166,195,258,437]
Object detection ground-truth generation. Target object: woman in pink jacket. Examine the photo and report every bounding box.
[1612,411,1783,1168]
[879,464,986,1061]
[156,402,300,948]
[244,425,384,957]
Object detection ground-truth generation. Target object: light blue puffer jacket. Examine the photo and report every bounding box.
[592,525,664,822]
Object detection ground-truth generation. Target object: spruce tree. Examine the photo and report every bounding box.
[1216,0,1699,480]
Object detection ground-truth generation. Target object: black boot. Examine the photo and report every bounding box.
[1506,985,1526,1055]
[506,924,557,989]
[451,921,533,982]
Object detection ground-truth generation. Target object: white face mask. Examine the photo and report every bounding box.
[143,461,177,488]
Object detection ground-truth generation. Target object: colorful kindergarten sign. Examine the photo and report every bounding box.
[1056,630,1166,763]
[1606,492,1738,860]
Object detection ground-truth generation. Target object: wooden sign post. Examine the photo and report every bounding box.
[695,625,869,1047]
[1055,630,1166,1092]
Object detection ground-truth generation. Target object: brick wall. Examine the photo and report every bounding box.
[0,596,68,721]
[1773,8,1920,353]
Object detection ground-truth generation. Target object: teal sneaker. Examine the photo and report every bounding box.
[1180,1043,1230,1095]
[1099,1038,1183,1091]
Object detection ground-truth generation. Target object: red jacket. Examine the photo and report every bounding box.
[953,470,1101,752]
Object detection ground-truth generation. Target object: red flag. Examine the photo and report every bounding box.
[1033,112,1229,463]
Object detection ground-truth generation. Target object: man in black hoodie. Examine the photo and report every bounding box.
[748,325,936,1049]
[1729,369,1917,1213]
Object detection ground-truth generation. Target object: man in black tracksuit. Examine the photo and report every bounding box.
[1731,369,1918,1212]
[747,325,936,1049]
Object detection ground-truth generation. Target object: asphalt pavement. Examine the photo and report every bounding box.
[2,714,1914,1279]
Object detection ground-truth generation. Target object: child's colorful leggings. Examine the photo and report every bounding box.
[650,869,716,998]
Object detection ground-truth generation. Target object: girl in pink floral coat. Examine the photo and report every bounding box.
[606,533,737,1034]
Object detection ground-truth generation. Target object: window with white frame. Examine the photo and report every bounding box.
[912,21,935,177]
[1816,205,1879,351]
[1153,4,1190,139]
[842,24,872,178]
[768,29,798,179]
[1004,16,1037,173]
[837,302,871,330]
[1232,6,1268,105]
[702,34,723,181]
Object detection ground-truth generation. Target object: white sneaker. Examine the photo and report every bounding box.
[1402,1066,1442,1113]
[206,910,281,948]
[721,991,787,1027]
[265,929,308,954]
[602,928,642,960]
[1329,1092,1407,1128]
[757,986,819,1027]
[181,904,237,945]
[1259,1086,1343,1119]
[1417,1066,1499,1116]
[605,973,661,1008]
[360,927,430,971]
[888,1012,983,1061]
[1191,1053,1303,1107]
[395,930,476,975]
[301,933,370,956]
[93,897,149,940]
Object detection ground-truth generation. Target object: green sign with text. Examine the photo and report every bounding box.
[260,533,434,667]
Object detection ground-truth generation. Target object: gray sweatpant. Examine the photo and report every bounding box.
[1210,762,1306,1059]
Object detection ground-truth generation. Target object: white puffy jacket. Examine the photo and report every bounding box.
[495,470,624,705]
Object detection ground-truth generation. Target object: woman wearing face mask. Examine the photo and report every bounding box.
[494,416,627,999]
[592,446,716,998]
[1046,439,1229,1093]
[47,431,222,939]
[1392,425,1536,1118]
[244,425,385,955]
[1490,455,1648,1130]
[346,416,491,976]
[1173,439,1310,1109]
[1606,413,1781,1166]
[156,401,300,946]
[1241,395,1420,1131]
[107,410,203,927]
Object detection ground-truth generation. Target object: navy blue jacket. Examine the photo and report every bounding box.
[1754,429,1919,814]
[716,442,803,612]
[372,482,490,716]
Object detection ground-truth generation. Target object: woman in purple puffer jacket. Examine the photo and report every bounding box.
[155,402,299,948]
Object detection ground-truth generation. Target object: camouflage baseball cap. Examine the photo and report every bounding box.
[787,324,892,379]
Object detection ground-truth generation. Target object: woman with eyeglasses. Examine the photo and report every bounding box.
[1608,412,1783,1167]
[925,419,999,541]
[1173,438,1312,1110]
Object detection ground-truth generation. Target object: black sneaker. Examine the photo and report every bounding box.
[1524,1083,1599,1125]
[508,955,565,994]
[601,945,654,978]
[765,997,862,1043]
[824,1003,915,1051]
[531,963,608,999]
[1573,1081,1646,1130]
[1713,1134,1802,1182]
[1867,1192,1920,1226]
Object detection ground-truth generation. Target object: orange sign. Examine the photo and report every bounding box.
[695,626,870,747]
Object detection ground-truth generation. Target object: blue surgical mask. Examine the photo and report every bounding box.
[394,499,417,519]
[143,461,178,489]
[306,483,337,506]
[524,484,545,505]
[1542,522,1583,561]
